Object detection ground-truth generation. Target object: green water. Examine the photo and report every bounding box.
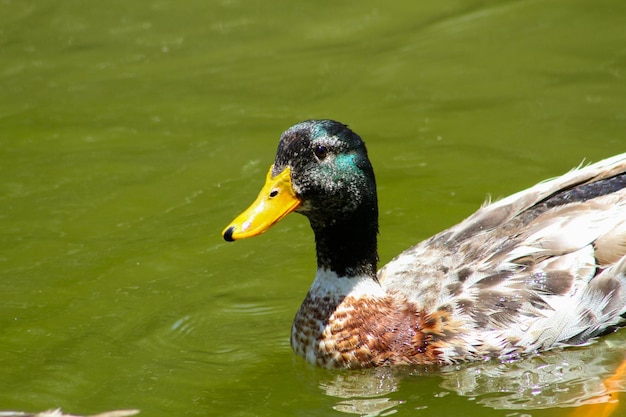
[2,0,626,416]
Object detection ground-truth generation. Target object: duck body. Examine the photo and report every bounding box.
[223,120,626,369]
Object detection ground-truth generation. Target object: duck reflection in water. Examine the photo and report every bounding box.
[318,335,626,415]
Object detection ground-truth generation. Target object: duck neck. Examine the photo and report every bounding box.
[309,204,379,280]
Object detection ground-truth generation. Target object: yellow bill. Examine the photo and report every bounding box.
[222,166,301,241]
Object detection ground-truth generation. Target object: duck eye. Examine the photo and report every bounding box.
[314,145,328,160]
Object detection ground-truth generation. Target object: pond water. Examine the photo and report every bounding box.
[1,0,626,416]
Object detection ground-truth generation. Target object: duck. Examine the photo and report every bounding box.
[222,119,626,369]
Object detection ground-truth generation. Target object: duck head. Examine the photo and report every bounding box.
[222,120,379,277]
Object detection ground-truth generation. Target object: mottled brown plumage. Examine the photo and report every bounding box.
[291,290,464,368]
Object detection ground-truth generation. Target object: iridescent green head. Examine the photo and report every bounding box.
[273,120,377,225]
[223,120,379,277]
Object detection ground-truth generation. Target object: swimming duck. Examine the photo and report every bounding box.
[222,120,626,369]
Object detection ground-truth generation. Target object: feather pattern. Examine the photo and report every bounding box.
[379,154,626,362]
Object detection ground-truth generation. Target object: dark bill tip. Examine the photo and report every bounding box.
[223,226,236,242]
